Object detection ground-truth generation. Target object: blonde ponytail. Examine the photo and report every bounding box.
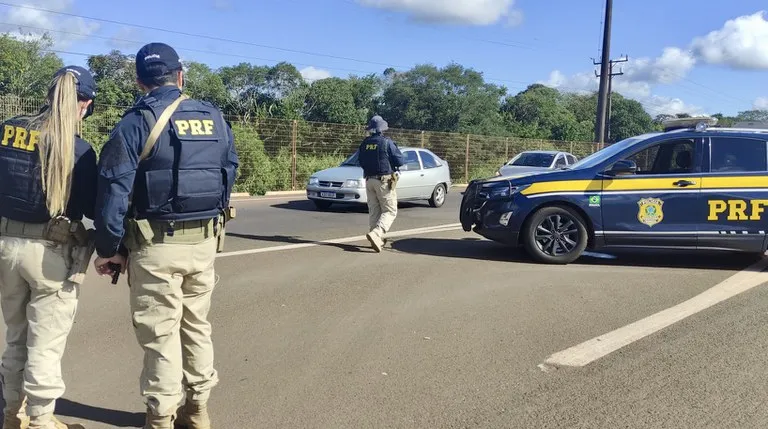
[35,72,79,218]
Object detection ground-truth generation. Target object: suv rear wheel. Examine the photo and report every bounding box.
[522,206,588,264]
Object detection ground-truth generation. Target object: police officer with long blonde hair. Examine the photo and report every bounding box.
[0,66,98,429]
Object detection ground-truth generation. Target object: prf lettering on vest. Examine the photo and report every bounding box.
[365,144,377,150]
[175,119,215,136]
[1,125,40,152]
[707,199,768,221]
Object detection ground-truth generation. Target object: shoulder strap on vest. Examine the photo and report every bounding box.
[139,94,189,162]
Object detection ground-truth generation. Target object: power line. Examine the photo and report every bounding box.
[0,22,379,76]
[0,0,747,112]
[0,1,402,68]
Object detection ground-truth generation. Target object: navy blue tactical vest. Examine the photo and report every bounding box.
[358,134,394,177]
[129,94,230,222]
[0,116,50,223]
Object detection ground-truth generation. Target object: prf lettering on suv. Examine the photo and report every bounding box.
[459,117,768,264]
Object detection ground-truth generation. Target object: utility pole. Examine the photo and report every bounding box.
[594,56,627,144]
[594,0,613,148]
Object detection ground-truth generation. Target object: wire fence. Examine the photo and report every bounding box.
[0,95,600,195]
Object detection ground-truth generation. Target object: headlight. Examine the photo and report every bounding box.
[479,181,529,199]
[308,177,319,186]
[343,179,363,188]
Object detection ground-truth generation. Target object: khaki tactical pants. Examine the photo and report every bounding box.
[366,176,398,234]
[127,228,219,417]
[0,235,79,418]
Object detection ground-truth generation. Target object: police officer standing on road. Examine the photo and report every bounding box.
[0,66,98,429]
[357,115,404,252]
[91,42,239,429]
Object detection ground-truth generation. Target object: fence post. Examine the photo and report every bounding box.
[420,130,425,148]
[465,134,470,184]
[291,120,298,191]
[570,141,574,154]
[505,137,509,159]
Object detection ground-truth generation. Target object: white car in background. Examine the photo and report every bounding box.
[306,147,452,210]
[497,150,579,177]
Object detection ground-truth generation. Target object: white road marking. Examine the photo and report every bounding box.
[216,223,462,258]
[542,256,768,368]
[231,196,303,203]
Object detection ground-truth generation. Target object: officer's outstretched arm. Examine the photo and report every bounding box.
[94,115,145,259]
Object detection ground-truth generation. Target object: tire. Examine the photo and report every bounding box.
[312,200,332,210]
[428,183,447,208]
[522,205,588,264]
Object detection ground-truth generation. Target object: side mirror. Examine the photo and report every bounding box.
[605,159,637,176]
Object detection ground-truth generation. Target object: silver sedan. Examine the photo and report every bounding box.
[497,150,579,177]
[306,147,453,210]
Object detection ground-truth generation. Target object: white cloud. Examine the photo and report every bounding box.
[623,47,697,85]
[542,69,704,116]
[0,0,100,48]
[691,11,768,70]
[211,0,233,10]
[300,66,332,83]
[755,97,768,110]
[356,0,522,26]
[538,11,768,115]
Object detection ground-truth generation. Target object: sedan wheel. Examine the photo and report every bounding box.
[429,184,447,208]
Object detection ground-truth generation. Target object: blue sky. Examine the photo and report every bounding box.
[1,0,767,117]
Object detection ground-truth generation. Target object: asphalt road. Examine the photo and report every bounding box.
[3,187,768,428]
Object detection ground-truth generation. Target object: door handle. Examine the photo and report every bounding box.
[673,180,696,187]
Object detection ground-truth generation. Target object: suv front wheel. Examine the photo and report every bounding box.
[522,206,588,264]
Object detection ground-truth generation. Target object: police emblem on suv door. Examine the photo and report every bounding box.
[637,198,664,227]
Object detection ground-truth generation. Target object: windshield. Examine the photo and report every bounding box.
[568,133,661,170]
[509,152,555,167]
[340,151,360,166]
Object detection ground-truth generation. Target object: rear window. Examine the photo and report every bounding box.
[510,153,555,167]
[710,137,768,173]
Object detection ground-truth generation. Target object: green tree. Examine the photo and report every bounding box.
[184,61,229,108]
[380,63,507,135]
[87,50,141,106]
[0,33,63,100]
[736,110,768,122]
[607,94,654,142]
[304,77,360,124]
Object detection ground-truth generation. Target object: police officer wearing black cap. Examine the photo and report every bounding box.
[0,65,97,429]
[92,42,238,429]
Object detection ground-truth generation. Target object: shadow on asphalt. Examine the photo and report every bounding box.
[55,399,144,427]
[0,397,143,428]
[390,237,763,271]
[226,232,372,253]
[270,200,429,213]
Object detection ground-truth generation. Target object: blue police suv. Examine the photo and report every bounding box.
[460,117,768,264]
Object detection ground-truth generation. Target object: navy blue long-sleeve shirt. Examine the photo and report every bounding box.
[93,86,239,258]
[68,137,98,221]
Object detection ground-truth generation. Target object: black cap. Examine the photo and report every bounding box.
[135,42,182,81]
[55,65,96,100]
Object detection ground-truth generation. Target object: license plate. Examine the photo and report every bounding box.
[320,192,336,198]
